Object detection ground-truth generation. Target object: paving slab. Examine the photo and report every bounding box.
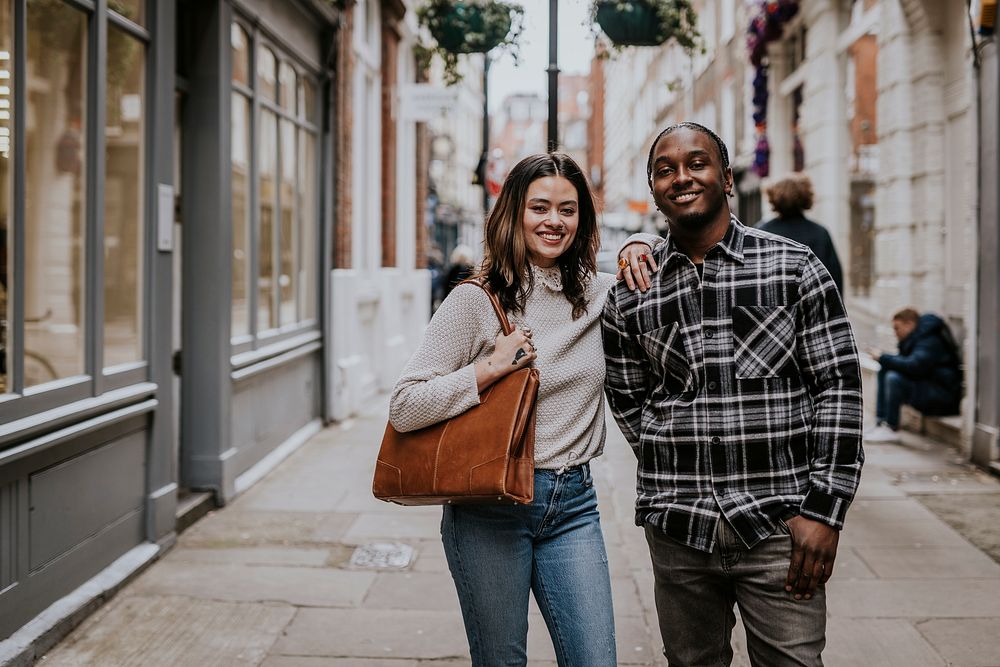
[130,561,376,608]
[854,545,1000,579]
[343,512,444,543]
[830,546,878,580]
[180,510,357,547]
[917,492,1000,564]
[915,618,1000,667]
[828,579,1000,618]
[271,608,469,660]
[824,618,945,667]
[360,571,460,611]
[847,498,943,523]
[839,514,970,548]
[41,595,295,667]
[165,546,334,567]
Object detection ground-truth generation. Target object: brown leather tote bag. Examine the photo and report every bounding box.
[372,281,539,506]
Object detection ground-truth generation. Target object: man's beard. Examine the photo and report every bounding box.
[671,208,717,229]
[666,197,724,230]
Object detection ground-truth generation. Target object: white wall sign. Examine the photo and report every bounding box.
[399,84,458,121]
[157,183,174,252]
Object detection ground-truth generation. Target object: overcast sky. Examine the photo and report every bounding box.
[487,0,597,112]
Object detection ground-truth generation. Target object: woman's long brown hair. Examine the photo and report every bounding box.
[477,153,599,320]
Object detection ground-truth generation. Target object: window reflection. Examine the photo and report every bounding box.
[0,2,11,393]
[231,92,250,338]
[258,109,277,331]
[300,77,317,125]
[279,119,296,325]
[231,23,249,87]
[258,47,276,103]
[104,25,145,368]
[23,0,87,387]
[278,61,295,115]
[298,130,317,321]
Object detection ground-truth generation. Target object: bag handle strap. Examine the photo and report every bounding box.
[460,279,514,335]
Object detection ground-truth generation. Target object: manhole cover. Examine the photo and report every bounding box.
[350,542,414,569]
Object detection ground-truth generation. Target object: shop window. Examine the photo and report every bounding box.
[231,91,251,338]
[231,23,251,338]
[231,23,249,88]
[0,1,13,393]
[22,0,88,387]
[2,0,151,407]
[850,180,875,297]
[258,108,277,331]
[257,46,276,103]
[231,21,320,343]
[791,85,804,172]
[104,24,146,368]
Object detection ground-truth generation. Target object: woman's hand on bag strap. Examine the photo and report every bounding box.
[474,326,536,392]
[617,243,658,293]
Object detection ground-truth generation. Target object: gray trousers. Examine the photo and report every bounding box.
[644,518,826,667]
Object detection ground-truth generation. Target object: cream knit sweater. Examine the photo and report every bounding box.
[389,265,617,470]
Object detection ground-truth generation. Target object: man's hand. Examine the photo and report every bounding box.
[616,243,658,292]
[784,515,839,601]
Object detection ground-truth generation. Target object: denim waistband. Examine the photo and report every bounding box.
[535,461,591,478]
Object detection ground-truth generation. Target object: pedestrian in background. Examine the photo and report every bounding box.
[605,123,864,666]
[758,172,844,293]
[865,308,963,443]
[388,152,656,666]
[442,244,476,299]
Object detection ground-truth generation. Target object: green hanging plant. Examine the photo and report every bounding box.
[417,0,525,85]
[592,0,701,53]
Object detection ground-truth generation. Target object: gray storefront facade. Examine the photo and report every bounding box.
[0,0,339,643]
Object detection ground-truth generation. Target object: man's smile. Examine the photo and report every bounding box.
[669,191,702,204]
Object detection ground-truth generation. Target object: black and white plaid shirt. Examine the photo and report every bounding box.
[603,217,864,553]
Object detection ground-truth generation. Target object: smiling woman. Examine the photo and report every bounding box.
[521,175,579,269]
[387,151,632,666]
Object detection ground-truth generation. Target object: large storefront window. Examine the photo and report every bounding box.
[1,0,149,405]
[230,20,319,343]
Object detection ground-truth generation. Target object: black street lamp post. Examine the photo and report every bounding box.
[547,0,559,152]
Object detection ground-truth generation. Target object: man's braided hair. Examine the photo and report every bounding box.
[646,122,731,188]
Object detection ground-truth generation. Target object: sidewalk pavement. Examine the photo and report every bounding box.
[39,397,1000,666]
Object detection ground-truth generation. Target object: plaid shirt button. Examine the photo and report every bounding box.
[708,381,717,390]
[710,436,721,445]
[705,330,714,338]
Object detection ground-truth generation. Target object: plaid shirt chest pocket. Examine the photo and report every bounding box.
[732,305,798,379]
[637,322,693,394]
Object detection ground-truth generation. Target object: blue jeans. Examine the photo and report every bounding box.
[441,463,616,667]
[875,368,913,429]
[646,518,827,666]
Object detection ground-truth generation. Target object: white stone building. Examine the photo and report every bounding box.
[597,0,995,461]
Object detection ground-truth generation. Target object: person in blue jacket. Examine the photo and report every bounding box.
[865,308,962,442]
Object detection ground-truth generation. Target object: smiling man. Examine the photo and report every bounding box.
[602,123,865,666]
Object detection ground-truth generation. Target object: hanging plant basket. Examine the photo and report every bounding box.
[417,0,524,85]
[419,0,522,54]
[592,0,700,50]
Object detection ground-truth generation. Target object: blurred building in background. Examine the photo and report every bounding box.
[595,0,998,468]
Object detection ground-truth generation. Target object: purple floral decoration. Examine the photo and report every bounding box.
[746,0,800,177]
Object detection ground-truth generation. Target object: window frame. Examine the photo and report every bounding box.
[0,0,154,428]
[229,12,321,361]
